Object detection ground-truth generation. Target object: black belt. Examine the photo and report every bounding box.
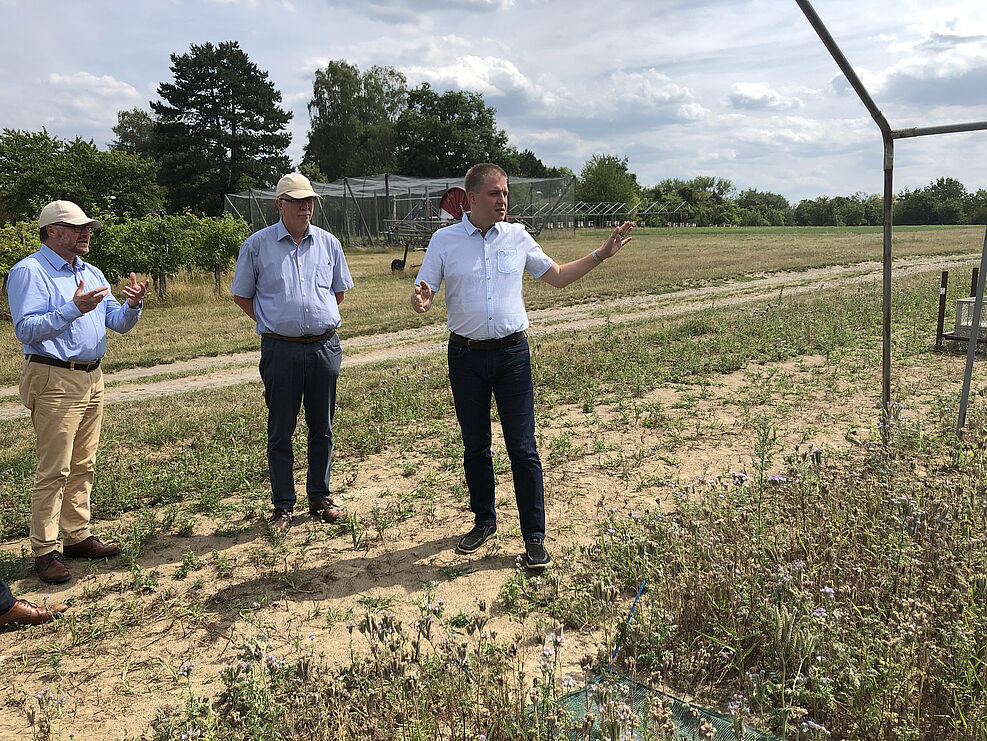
[262,329,335,344]
[449,331,526,350]
[26,354,101,372]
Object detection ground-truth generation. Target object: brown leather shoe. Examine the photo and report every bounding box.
[0,599,67,627]
[309,497,344,524]
[35,551,70,584]
[63,536,120,559]
[270,507,294,533]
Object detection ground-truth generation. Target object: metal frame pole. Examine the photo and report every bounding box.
[957,228,987,435]
[796,0,987,439]
[345,177,377,248]
[882,136,894,443]
[248,189,269,228]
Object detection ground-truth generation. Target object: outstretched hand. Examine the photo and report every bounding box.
[597,221,634,260]
[411,281,433,313]
[73,279,109,314]
[122,272,150,307]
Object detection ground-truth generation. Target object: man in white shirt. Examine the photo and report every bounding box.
[412,163,632,568]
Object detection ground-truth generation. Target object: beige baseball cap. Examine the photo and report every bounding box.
[275,173,321,200]
[38,200,102,229]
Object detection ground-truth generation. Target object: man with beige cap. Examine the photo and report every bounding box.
[7,200,149,584]
[232,173,354,532]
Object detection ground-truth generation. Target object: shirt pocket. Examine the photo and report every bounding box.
[497,248,523,274]
[315,265,335,290]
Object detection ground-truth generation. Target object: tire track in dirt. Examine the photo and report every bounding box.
[0,253,975,420]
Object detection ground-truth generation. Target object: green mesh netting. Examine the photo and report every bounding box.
[555,671,782,741]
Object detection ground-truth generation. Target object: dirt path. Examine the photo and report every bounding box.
[0,253,973,420]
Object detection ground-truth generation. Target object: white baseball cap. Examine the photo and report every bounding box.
[38,200,102,229]
[275,173,321,200]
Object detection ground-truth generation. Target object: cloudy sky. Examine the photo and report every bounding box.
[1,0,985,202]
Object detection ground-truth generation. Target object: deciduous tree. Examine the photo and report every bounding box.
[576,154,639,204]
[303,61,407,181]
[895,177,968,225]
[394,83,513,177]
[110,108,158,160]
[736,189,793,226]
[0,129,161,224]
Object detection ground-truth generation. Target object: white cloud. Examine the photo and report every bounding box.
[733,115,873,152]
[335,0,514,23]
[47,72,139,99]
[729,82,803,111]
[44,72,143,129]
[404,55,544,100]
[603,69,695,113]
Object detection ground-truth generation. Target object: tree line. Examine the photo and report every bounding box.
[1,39,984,289]
[0,212,248,299]
[574,155,987,228]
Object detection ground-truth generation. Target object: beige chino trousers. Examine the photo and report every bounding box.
[19,359,104,556]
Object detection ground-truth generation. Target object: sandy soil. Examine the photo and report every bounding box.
[0,254,981,740]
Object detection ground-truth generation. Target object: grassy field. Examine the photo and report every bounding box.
[0,225,982,386]
[0,227,986,739]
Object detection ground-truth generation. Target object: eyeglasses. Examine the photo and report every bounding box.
[278,196,315,206]
[52,223,91,233]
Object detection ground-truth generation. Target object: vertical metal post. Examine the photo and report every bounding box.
[249,189,269,228]
[342,178,350,246]
[881,136,894,444]
[957,228,987,435]
[315,193,329,232]
[385,173,391,245]
[971,268,979,297]
[935,271,948,349]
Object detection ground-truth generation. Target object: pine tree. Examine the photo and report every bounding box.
[152,41,291,215]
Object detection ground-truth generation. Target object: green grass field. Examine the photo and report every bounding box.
[0,225,982,386]
[1,227,986,740]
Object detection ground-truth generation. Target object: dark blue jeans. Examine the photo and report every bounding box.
[448,337,545,541]
[0,578,14,615]
[259,334,341,509]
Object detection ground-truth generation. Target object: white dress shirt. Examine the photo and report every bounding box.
[415,213,553,340]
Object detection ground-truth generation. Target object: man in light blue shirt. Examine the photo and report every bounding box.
[412,163,633,569]
[7,200,149,584]
[232,173,354,532]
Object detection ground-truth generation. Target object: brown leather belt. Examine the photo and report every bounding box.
[449,331,526,350]
[26,354,101,372]
[262,329,335,343]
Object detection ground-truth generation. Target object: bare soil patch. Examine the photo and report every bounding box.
[0,337,976,738]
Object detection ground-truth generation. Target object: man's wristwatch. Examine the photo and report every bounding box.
[591,250,604,264]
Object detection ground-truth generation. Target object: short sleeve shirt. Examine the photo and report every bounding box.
[415,214,554,340]
[231,220,354,336]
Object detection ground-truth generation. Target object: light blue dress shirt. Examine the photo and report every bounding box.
[7,244,142,362]
[416,214,554,340]
[231,220,355,336]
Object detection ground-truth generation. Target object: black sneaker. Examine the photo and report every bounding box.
[457,524,497,554]
[524,538,551,569]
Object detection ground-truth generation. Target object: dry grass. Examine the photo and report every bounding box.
[1,226,982,386]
